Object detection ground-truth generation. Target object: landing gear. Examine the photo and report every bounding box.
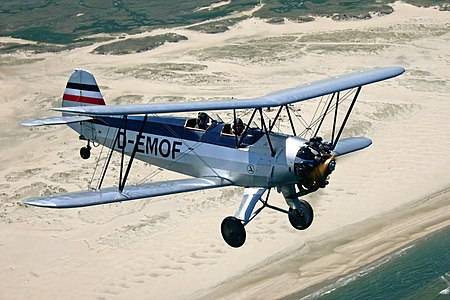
[222,188,315,248]
[221,216,246,248]
[288,200,314,230]
[80,143,91,160]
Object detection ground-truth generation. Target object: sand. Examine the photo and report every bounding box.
[0,2,450,299]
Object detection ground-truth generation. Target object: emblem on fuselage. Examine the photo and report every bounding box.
[247,164,255,174]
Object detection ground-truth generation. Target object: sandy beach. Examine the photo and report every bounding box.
[1,2,450,299]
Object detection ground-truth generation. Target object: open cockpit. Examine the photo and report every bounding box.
[183,112,263,147]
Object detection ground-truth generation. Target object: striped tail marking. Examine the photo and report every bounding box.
[62,69,105,106]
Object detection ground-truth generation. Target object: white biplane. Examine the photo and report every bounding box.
[22,66,404,247]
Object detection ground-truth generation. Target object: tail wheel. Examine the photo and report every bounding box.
[288,200,314,230]
[221,216,246,248]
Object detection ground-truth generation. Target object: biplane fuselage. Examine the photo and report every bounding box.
[71,115,303,187]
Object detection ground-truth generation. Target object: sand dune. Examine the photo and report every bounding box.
[1,2,450,299]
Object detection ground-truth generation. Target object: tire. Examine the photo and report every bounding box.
[288,200,314,230]
[221,216,246,248]
[80,146,91,159]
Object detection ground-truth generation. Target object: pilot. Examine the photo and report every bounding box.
[232,118,245,136]
[196,112,209,130]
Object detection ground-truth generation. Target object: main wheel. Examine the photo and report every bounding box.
[80,146,91,160]
[221,216,246,248]
[288,200,314,230]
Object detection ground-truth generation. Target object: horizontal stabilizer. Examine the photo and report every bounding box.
[53,66,405,116]
[333,137,372,156]
[23,177,231,208]
[21,115,93,127]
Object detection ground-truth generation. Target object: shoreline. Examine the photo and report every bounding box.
[296,223,450,300]
[198,185,450,300]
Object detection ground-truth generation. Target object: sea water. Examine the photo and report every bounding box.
[311,226,450,300]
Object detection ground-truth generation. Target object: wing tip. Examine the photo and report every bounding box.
[20,120,37,127]
[23,199,59,208]
[391,65,406,76]
[333,136,373,156]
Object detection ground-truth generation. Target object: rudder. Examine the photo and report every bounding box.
[62,69,106,107]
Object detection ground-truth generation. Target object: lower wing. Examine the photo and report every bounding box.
[24,177,232,208]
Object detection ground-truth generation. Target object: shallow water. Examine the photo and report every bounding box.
[312,226,450,300]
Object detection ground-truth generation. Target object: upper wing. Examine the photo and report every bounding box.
[24,177,232,208]
[333,137,372,156]
[21,115,93,127]
[54,66,404,116]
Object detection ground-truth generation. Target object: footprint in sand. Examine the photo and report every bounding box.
[5,168,47,182]
[11,182,67,201]
[96,212,170,247]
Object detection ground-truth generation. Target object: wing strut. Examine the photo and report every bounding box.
[238,108,257,147]
[305,86,362,146]
[258,108,275,157]
[119,115,127,190]
[97,114,149,192]
[285,105,297,136]
[332,86,361,148]
[119,114,148,191]
[331,92,339,143]
[268,106,283,132]
[313,92,335,137]
[98,127,121,189]
[233,109,238,148]
[234,107,276,156]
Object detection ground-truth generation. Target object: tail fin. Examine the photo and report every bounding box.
[62,69,106,107]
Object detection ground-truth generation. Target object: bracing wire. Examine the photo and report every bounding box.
[88,125,113,190]
[298,88,356,137]
[308,95,324,130]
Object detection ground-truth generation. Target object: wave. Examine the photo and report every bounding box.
[301,244,416,300]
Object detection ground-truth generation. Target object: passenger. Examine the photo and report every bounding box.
[196,112,209,130]
[232,118,245,136]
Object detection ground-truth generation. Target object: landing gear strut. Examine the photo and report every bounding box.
[221,216,246,248]
[288,200,314,230]
[80,142,91,160]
